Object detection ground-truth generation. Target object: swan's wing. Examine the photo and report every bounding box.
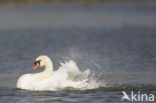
[58,60,90,81]
[59,60,80,72]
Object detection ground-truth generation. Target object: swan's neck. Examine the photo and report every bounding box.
[43,61,53,74]
[36,60,53,80]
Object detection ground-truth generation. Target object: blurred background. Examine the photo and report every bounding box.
[0,0,156,102]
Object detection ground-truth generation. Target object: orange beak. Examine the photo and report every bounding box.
[32,61,40,71]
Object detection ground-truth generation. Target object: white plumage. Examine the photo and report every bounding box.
[16,55,96,91]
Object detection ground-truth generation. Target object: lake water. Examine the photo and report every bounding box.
[0,1,156,103]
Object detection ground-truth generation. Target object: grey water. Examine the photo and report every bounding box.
[0,1,156,103]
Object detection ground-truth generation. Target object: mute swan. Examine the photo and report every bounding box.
[16,55,90,91]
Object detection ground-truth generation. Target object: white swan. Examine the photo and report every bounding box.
[16,55,91,91]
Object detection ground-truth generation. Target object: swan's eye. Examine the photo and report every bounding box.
[34,60,41,65]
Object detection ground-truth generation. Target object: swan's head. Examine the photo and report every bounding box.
[32,55,51,71]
